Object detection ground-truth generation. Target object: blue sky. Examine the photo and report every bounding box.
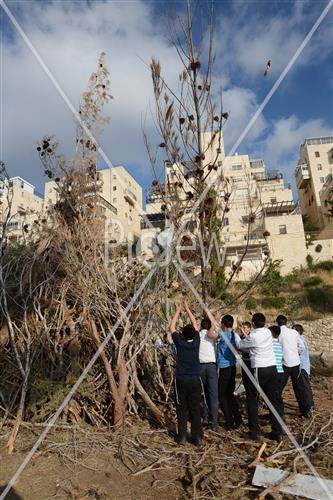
[1,0,333,199]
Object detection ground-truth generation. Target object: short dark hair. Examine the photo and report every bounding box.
[182,324,196,341]
[252,313,266,328]
[221,314,234,329]
[293,324,304,335]
[242,321,251,328]
[276,315,287,326]
[201,317,212,330]
[269,325,281,338]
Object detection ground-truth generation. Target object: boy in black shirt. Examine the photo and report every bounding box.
[167,302,203,446]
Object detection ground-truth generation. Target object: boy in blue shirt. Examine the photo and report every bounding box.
[208,314,242,430]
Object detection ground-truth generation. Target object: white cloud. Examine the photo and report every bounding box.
[2,0,181,191]
[252,115,333,184]
[221,86,267,153]
[2,0,332,199]
[215,0,332,81]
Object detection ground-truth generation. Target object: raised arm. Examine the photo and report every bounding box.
[167,303,181,344]
[183,300,199,331]
[207,310,220,339]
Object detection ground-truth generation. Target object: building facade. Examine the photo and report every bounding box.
[295,136,333,229]
[295,136,333,262]
[0,176,43,241]
[142,133,307,277]
[44,165,143,246]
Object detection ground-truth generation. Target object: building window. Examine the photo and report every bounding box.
[270,197,277,204]
[315,151,320,158]
[311,195,314,202]
[232,164,242,171]
[320,177,325,183]
[224,217,229,226]
[113,186,117,191]
[279,225,287,234]
[216,148,221,154]
[317,164,322,170]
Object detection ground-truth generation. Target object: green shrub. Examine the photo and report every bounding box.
[260,260,284,296]
[245,296,257,310]
[305,285,333,312]
[315,244,322,253]
[314,260,333,272]
[303,276,323,288]
[261,296,286,309]
[283,295,304,317]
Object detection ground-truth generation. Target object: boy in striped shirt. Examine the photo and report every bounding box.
[269,325,284,418]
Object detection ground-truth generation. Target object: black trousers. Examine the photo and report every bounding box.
[301,369,314,409]
[218,365,241,427]
[246,365,283,437]
[241,358,252,394]
[200,363,218,426]
[282,365,312,415]
[276,372,285,417]
[175,377,202,439]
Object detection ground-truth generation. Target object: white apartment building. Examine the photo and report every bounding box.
[0,176,43,241]
[44,165,143,245]
[143,133,307,277]
[295,136,333,262]
[295,136,333,229]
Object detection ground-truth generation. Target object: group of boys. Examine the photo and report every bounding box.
[166,300,314,446]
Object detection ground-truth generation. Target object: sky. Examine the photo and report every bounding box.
[1,0,333,200]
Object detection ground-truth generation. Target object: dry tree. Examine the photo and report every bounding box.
[145,0,269,305]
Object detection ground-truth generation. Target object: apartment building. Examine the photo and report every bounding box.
[44,165,143,245]
[295,136,333,229]
[295,136,333,262]
[142,133,307,277]
[0,176,43,241]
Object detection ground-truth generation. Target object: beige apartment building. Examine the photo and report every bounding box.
[143,133,307,277]
[0,176,43,241]
[295,136,333,229]
[295,136,333,262]
[44,165,143,245]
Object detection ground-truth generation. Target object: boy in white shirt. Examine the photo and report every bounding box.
[238,313,283,441]
[184,302,218,430]
[199,317,219,430]
[277,315,311,418]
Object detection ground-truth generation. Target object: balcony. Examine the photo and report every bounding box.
[124,188,137,207]
[295,164,311,189]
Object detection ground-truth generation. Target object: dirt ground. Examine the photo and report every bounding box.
[1,376,332,500]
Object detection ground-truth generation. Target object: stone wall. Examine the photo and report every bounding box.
[299,317,333,353]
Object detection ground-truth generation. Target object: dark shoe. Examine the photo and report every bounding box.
[192,437,203,447]
[242,432,264,442]
[202,417,209,426]
[301,408,314,419]
[224,422,233,431]
[210,424,219,432]
[233,419,243,429]
[178,435,187,445]
[267,432,282,442]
